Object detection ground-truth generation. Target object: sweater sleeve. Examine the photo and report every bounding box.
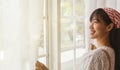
[79,50,110,70]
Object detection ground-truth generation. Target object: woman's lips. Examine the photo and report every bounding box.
[90,30,95,35]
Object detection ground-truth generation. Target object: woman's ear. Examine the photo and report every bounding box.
[106,23,114,31]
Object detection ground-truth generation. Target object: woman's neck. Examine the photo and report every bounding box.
[96,35,111,48]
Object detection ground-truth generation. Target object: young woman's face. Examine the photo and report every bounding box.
[89,17,109,39]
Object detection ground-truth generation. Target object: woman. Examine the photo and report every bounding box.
[79,8,120,70]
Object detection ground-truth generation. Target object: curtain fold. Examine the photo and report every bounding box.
[0,0,43,70]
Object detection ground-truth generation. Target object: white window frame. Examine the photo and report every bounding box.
[47,0,61,70]
[39,0,86,70]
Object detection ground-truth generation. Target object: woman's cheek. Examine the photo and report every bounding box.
[93,24,100,30]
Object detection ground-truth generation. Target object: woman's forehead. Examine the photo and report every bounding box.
[91,17,99,21]
[91,16,106,24]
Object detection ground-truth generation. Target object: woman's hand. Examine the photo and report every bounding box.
[89,43,96,50]
[36,61,49,70]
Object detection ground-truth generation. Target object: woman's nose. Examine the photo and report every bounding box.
[89,23,93,29]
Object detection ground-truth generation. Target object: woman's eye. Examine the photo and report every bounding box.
[93,20,99,23]
[91,21,97,24]
[94,21,98,23]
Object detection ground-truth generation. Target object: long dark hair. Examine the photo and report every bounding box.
[90,8,120,70]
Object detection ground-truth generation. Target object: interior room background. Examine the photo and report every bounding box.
[0,0,120,70]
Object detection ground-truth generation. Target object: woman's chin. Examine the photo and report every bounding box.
[90,36,95,39]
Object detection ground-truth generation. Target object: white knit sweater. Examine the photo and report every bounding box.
[79,47,115,70]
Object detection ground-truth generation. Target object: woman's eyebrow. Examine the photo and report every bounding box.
[90,19,100,23]
[92,18,97,20]
[91,19,98,21]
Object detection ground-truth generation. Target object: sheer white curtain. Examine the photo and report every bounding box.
[85,0,120,49]
[0,0,43,70]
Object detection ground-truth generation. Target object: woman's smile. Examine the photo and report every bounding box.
[90,29,96,35]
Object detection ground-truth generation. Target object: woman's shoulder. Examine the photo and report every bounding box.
[79,47,115,70]
[89,46,115,63]
[80,48,105,62]
[92,47,114,56]
[90,48,107,59]
[93,47,115,56]
[81,46,115,61]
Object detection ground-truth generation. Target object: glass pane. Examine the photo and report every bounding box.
[38,56,47,66]
[61,18,74,51]
[38,46,46,56]
[75,48,87,70]
[61,50,74,70]
[61,0,73,17]
[75,0,85,16]
[38,0,48,65]
[75,18,85,48]
[39,20,46,54]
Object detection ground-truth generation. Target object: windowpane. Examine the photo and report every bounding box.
[39,22,45,51]
[38,56,47,65]
[61,18,74,51]
[75,0,85,16]
[60,0,85,70]
[75,48,86,70]
[37,0,48,67]
[75,18,85,48]
[61,50,74,70]
[38,19,47,66]
[61,0,73,17]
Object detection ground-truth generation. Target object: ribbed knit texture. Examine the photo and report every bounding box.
[79,47,115,70]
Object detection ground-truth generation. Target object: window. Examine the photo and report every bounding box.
[38,0,86,70]
[60,0,86,70]
[37,0,48,67]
